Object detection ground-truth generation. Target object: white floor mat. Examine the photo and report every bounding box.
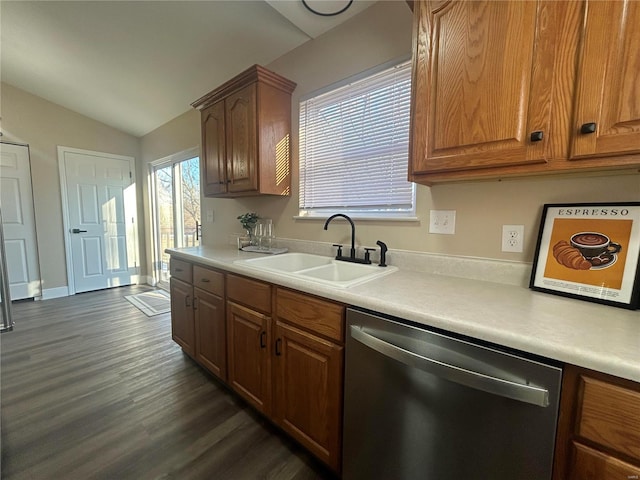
[124,290,171,316]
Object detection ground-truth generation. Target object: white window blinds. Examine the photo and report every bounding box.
[299,60,415,219]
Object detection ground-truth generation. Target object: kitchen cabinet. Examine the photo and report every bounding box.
[225,274,345,473]
[226,274,273,414]
[273,288,344,473]
[193,266,226,381]
[409,0,640,184]
[170,277,195,357]
[553,364,640,480]
[170,259,226,381]
[192,65,296,197]
[169,259,194,356]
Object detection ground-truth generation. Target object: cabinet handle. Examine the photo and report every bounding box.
[193,297,199,310]
[530,131,544,142]
[200,278,210,283]
[185,295,191,308]
[175,268,183,272]
[275,338,282,356]
[580,122,597,134]
[260,331,267,349]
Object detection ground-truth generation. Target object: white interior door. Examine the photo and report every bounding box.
[59,147,138,294]
[0,143,41,300]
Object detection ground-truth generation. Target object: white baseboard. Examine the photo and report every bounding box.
[41,286,70,300]
[39,278,155,301]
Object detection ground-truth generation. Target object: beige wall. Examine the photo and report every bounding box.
[0,83,141,292]
[198,1,640,263]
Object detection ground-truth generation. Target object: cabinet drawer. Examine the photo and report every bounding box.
[578,376,640,460]
[571,441,640,479]
[193,265,224,296]
[170,258,192,283]
[226,274,271,314]
[276,288,344,342]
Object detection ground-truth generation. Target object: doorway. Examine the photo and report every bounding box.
[150,148,200,289]
[58,146,139,294]
[0,142,41,300]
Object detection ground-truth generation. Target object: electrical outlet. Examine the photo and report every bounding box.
[429,210,456,234]
[206,209,214,223]
[502,225,524,253]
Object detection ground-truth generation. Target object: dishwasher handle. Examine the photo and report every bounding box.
[350,325,550,407]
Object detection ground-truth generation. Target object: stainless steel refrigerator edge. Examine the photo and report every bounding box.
[343,308,562,479]
[0,207,15,332]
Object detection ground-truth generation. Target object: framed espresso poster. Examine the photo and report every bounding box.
[530,202,640,309]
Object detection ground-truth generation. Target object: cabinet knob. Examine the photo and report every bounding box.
[530,131,544,142]
[580,122,597,134]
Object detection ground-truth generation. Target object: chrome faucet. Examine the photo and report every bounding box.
[323,214,371,264]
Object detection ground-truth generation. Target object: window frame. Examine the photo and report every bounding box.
[297,56,417,222]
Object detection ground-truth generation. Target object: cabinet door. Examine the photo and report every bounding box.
[570,0,640,159]
[194,288,226,381]
[170,278,195,357]
[201,101,227,196]
[273,321,343,472]
[225,83,258,194]
[570,442,640,480]
[226,301,271,414]
[410,0,555,176]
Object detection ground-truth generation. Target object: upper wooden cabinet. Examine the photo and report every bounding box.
[570,0,640,160]
[409,0,640,184]
[192,65,296,197]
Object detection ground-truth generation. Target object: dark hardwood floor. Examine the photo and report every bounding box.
[1,285,336,480]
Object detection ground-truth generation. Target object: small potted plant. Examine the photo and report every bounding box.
[237,212,259,248]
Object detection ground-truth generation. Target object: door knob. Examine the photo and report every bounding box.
[71,228,87,234]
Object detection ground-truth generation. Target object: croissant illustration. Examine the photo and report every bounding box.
[552,240,591,270]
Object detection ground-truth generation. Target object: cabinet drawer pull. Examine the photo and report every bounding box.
[175,268,183,272]
[580,122,597,134]
[260,331,267,349]
[530,131,544,142]
[200,278,210,283]
[275,338,282,356]
[530,130,544,142]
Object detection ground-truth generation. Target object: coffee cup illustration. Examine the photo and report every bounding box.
[570,232,621,266]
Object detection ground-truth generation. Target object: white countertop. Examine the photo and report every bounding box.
[166,245,640,383]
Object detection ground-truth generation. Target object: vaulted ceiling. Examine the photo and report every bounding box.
[1,0,377,137]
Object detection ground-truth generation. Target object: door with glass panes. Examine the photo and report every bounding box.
[152,152,200,288]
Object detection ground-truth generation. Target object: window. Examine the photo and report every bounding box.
[299,59,415,219]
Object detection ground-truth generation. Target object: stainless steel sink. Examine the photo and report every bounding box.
[235,252,397,288]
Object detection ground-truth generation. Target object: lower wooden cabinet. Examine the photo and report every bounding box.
[553,365,640,479]
[273,320,343,472]
[224,273,345,473]
[170,277,195,357]
[170,262,226,382]
[570,441,640,480]
[226,300,272,413]
[194,288,226,381]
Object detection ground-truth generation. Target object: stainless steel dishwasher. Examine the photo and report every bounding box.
[343,308,562,480]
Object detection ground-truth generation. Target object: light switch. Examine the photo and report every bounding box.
[429,210,456,234]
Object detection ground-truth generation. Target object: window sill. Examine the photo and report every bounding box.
[293,215,420,222]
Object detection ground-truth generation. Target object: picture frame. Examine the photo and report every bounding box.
[530,202,640,310]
